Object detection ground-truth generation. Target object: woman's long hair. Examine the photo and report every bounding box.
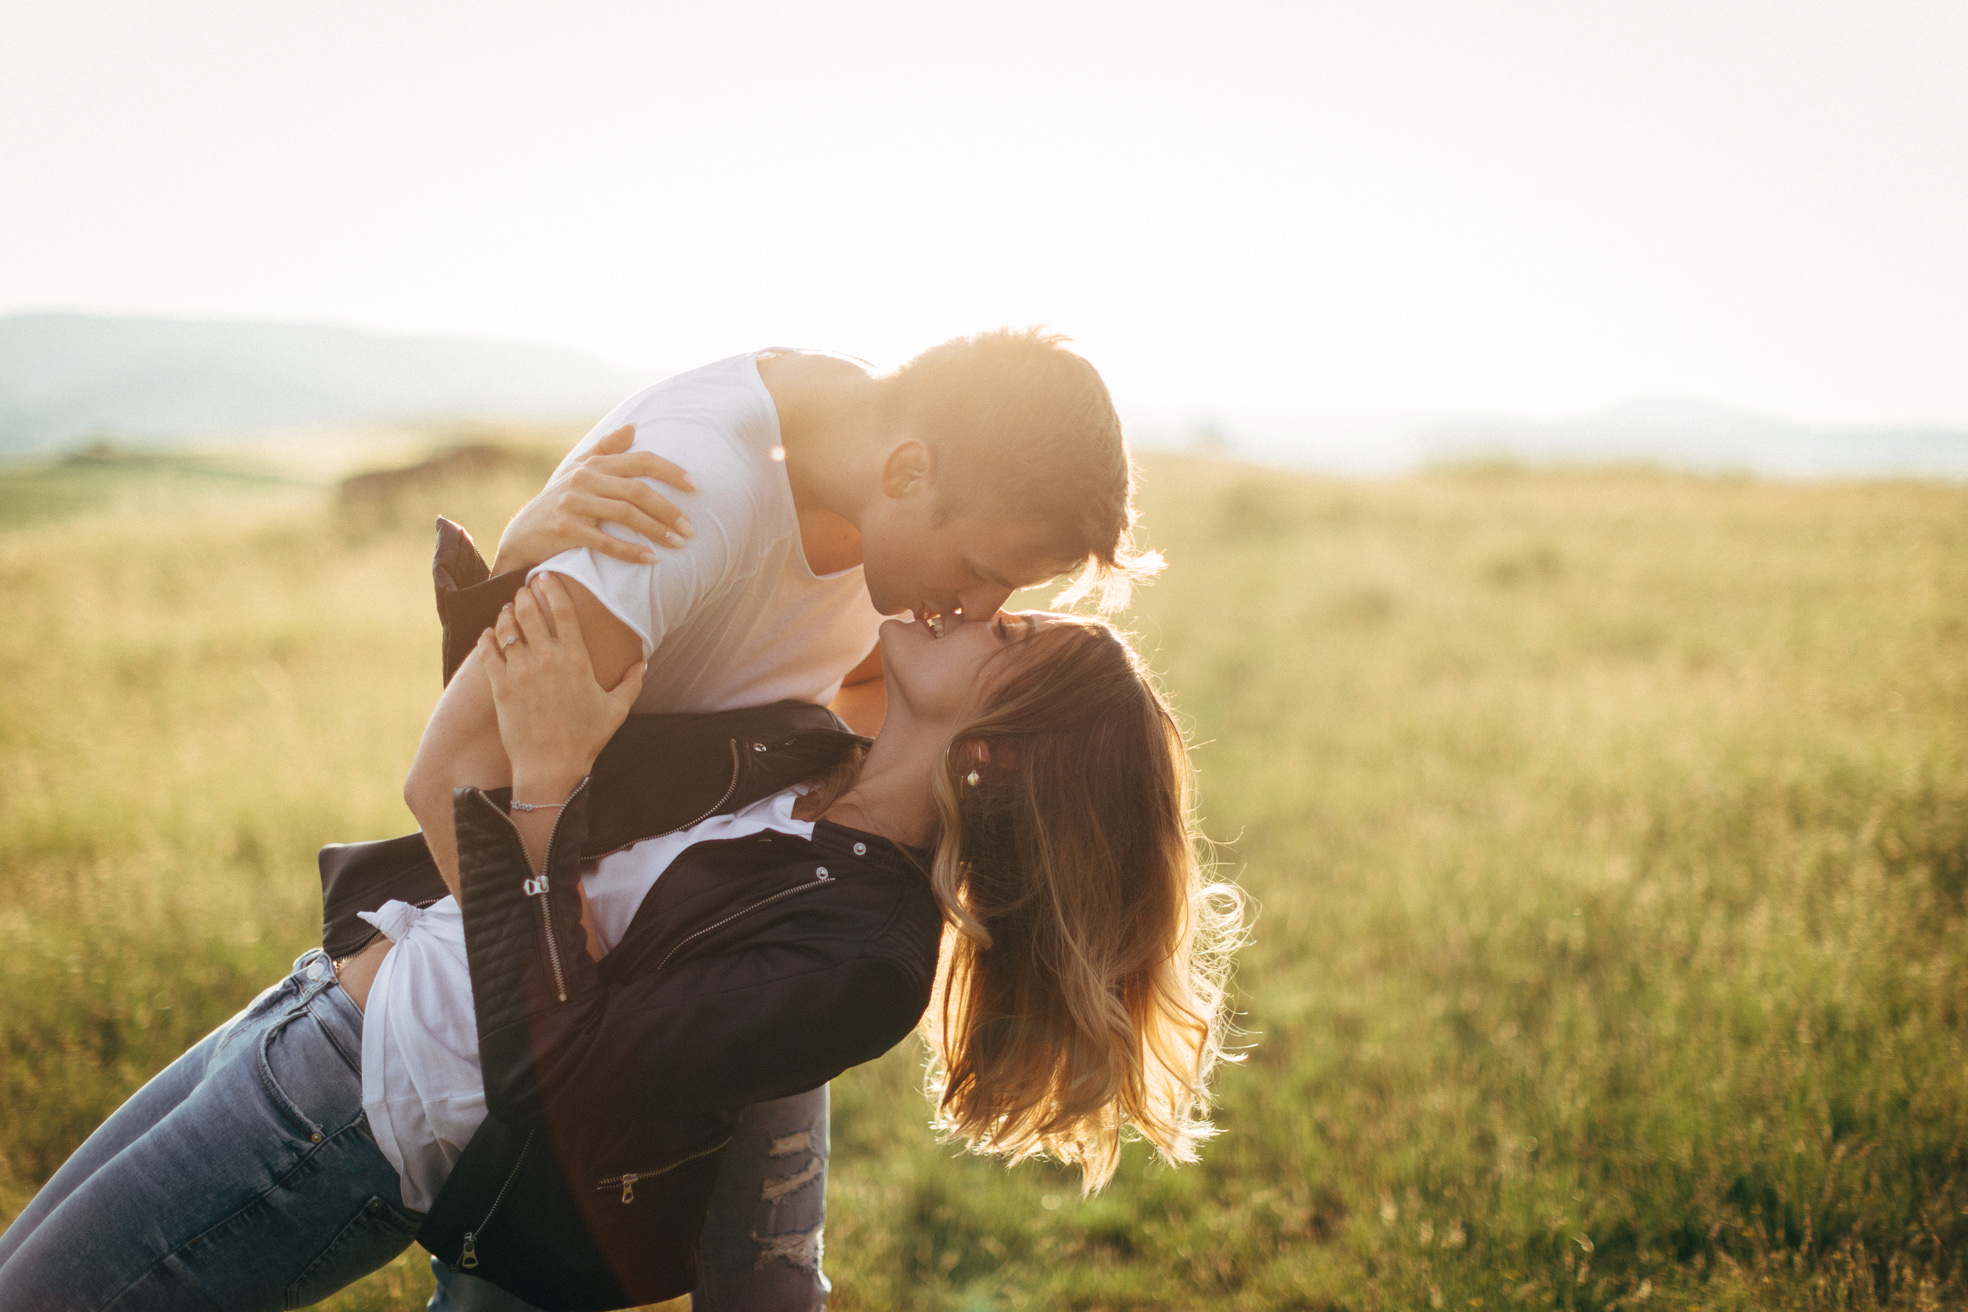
[922,616,1244,1190]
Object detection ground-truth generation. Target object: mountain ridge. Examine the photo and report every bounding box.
[0,313,653,454]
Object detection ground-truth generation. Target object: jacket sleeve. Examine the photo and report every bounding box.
[455,778,605,1121]
[454,781,933,1128]
[433,516,530,686]
[549,925,933,1127]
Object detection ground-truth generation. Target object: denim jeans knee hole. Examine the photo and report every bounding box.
[751,1221,824,1272]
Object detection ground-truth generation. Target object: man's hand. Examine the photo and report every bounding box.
[491,425,698,574]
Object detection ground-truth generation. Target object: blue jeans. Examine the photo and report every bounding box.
[429,1086,832,1311]
[1,952,833,1311]
[0,950,420,1310]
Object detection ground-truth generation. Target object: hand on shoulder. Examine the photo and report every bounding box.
[491,425,699,575]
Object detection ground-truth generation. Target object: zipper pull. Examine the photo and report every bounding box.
[523,874,550,897]
[460,1233,479,1269]
[621,1173,638,1204]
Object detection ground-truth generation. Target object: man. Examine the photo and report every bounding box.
[401,327,1157,1310]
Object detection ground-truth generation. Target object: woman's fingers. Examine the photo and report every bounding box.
[510,589,556,647]
[492,604,522,653]
[475,629,512,693]
[564,489,683,549]
[534,574,585,651]
[572,466,695,538]
[594,449,695,494]
[592,424,636,455]
[606,660,647,715]
[581,426,693,495]
[554,520,657,566]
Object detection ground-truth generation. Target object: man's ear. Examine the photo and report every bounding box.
[878,439,935,501]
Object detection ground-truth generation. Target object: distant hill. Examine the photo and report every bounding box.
[1421,395,1968,480]
[0,314,653,455]
[1130,396,1968,481]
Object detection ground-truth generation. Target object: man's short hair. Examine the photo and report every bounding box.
[884,327,1162,612]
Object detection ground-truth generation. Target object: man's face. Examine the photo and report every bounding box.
[858,471,1080,633]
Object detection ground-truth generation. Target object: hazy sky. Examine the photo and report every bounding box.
[4,0,1964,422]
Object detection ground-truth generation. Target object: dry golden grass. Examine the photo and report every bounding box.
[2,447,1966,1309]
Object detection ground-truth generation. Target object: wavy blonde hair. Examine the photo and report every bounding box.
[920,616,1245,1190]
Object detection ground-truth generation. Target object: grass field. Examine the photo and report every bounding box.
[2,442,1965,1310]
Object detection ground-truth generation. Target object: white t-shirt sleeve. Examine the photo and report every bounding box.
[528,416,751,660]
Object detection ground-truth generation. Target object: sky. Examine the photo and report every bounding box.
[3,0,1965,425]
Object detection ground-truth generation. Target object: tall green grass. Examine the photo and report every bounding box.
[2,450,1964,1309]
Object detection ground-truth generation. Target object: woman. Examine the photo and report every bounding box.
[0,578,1240,1311]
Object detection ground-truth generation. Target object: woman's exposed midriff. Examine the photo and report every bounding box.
[334,934,393,1012]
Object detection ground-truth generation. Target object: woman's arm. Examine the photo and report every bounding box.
[406,576,643,897]
[476,575,644,869]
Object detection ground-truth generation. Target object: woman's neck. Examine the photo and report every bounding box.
[796,725,940,848]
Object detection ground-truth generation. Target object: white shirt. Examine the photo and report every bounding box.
[533,352,888,714]
[360,787,816,1212]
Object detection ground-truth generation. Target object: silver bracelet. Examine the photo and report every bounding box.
[509,799,568,813]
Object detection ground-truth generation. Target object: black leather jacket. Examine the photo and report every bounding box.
[314,521,942,1311]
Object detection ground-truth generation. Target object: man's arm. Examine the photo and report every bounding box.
[406,575,643,898]
[828,643,886,737]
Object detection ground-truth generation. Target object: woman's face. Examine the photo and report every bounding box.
[878,609,1066,729]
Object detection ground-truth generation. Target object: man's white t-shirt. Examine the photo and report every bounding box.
[535,351,888,713]
[361,353,888,1209]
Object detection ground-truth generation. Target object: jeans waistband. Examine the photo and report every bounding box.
[288,947,365,1058]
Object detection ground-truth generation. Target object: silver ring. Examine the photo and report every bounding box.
[501,634,519,649]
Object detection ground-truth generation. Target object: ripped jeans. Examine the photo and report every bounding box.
[431,1087,831,1311]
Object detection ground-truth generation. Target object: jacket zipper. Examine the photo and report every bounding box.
[475,781,586,1004]
[653,865,835,975]
[677,738,744,832]
[596,1133,735,1203]
[531,878,568,1003]
[459,1127,535,1270]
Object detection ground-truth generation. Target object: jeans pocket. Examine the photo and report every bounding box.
[257,1002,362,1147]
[213,977,298,1055]
[283,1194,422,1309]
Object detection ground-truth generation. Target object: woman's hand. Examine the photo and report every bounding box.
[478,574,646,804]
[490,425,697,575]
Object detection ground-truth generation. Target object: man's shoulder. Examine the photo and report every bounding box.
[609,356,786,540]
[614,354,773,433]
